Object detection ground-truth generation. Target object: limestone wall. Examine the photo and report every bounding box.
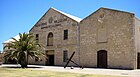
[29,7,139,69]
[135,18,140,53]
[134,17,140,69]
[29,8,80,66]
[80,8,135,69]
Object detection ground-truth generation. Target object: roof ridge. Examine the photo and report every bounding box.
[100,7,134,15]
[51,7,82,22]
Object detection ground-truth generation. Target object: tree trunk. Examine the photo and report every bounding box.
[19,56,28,68]
[27,54,29,66]
[20,59,27,68]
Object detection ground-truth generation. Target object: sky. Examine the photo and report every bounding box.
[0,0,140,52]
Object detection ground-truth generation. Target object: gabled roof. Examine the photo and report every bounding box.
[29,7,82,32]
[81,7,135,22]
[101,7,134,15]
[3,35,20,44]
[51,7,82,22]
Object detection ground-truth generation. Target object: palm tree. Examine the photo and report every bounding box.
[4,33,45,68]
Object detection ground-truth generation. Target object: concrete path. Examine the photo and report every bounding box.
[1,64,140,77]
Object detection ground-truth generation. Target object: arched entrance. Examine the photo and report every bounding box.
[46,50,54,66]
[97,50,107,68]
[46,32,54,66]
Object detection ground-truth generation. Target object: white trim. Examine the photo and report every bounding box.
[51,7,82,22]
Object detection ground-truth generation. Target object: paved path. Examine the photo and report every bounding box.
[1,64,140,77]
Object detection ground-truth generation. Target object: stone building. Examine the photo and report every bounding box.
[29,7,82,66]
[3,7,140,69]
[79,8,140,69]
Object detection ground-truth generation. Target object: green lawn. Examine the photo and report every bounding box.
[0,67,127,77]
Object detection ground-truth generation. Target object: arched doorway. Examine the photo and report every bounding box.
[97,50,107,68]
[47,32,53,46]
[46,32,54,66]
[46,50,54,66]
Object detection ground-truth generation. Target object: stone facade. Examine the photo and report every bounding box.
[80,8,137,69]
[3,7,140,69]
[134,17,140,69]
[29,8,81,66]
[29,7,140,69]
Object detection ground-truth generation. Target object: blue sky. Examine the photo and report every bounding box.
[0,0,140,51]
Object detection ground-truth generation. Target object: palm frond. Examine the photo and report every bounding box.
[3,32,45,68]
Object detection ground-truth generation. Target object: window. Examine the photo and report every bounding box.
[63,50,68,62]
[47,32,53,46]
[64,30,68,40]
[36,34,39,43]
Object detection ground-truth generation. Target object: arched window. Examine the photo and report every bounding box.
[47,32,53,46]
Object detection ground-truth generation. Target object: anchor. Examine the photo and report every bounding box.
[64,52,83,69]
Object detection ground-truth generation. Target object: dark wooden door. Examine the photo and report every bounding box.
[48,55,54,66]
[137,53,140,69]
[97,50,107,68]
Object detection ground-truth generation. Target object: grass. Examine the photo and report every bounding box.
[0,67,127,77]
